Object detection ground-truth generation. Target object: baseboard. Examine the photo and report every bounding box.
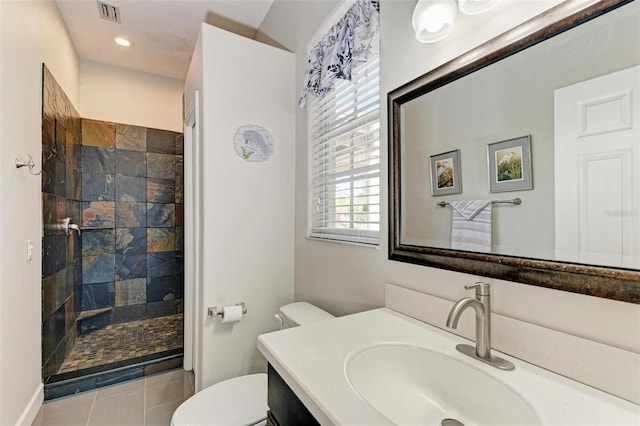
[15,382,43,426]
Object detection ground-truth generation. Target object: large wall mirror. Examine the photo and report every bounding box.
[389,0,640,304]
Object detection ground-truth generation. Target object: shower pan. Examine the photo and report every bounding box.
[41,65,185,399]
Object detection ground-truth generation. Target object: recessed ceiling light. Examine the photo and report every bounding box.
[114,37,132,47]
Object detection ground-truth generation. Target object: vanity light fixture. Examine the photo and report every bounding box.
[114,37,132,47]
[412,0,502,43]
[412,0,458,43]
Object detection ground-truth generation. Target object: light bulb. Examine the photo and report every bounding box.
[114,37,132,47]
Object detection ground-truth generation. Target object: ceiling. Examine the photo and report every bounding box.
[56,0,276,81]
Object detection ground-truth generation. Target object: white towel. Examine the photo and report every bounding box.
[450,200,493,253]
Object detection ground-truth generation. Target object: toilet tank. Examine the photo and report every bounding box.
[277,302,334,329]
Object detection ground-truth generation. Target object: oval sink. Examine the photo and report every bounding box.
[345,344,540,426]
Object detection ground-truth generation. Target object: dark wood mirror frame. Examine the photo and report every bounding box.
[388,0,640,304]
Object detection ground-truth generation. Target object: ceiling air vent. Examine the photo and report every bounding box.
[97,1,121,23]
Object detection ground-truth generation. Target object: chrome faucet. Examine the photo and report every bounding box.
[446,282,514,370]
[61,217,81,236]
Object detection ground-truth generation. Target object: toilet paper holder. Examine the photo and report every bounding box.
[208,302,247,319]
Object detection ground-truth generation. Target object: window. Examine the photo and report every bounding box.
[308,55,380,245]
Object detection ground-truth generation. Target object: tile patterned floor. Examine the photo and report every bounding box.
[58,314,183,374]
[34,368,194,426]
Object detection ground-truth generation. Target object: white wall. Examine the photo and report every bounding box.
[80,59,183,132]
[184,23,295,391]
[287,0,639,396]
[0,1,80,424]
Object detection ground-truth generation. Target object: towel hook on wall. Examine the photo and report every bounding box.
[15,154,41,176]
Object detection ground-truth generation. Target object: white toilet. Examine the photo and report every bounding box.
[171,302,334,426]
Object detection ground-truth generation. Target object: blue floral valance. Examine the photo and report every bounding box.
[298,0,380,108]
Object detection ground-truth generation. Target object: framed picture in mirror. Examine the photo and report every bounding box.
[487,136,532,193]
[430,149,461,196]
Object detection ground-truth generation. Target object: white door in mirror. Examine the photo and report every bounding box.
[554,65,640,269]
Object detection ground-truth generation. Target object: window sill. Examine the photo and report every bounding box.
[305,235,380,249]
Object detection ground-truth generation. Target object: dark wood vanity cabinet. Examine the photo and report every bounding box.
[267,364,320,426]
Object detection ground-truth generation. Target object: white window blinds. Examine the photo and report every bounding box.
[309,55,380,245]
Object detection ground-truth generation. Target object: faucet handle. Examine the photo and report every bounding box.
[465,282,491,296]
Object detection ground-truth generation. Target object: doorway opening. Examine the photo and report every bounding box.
[41,65,184,399]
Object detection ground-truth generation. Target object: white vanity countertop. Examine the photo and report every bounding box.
[257,308,640,426]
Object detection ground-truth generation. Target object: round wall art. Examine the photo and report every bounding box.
[233,125,274,162]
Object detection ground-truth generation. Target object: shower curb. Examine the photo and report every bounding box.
[43,352,183,401]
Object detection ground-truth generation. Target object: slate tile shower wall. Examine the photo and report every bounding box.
[42,65,83,379]
[80,119,184,332]
[42,65,184,381]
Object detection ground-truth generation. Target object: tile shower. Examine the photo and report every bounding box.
[41,65,184,398]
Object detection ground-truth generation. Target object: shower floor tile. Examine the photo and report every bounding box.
[57,314,183,374]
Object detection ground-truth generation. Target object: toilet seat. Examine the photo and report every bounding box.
[171,373,267,426]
